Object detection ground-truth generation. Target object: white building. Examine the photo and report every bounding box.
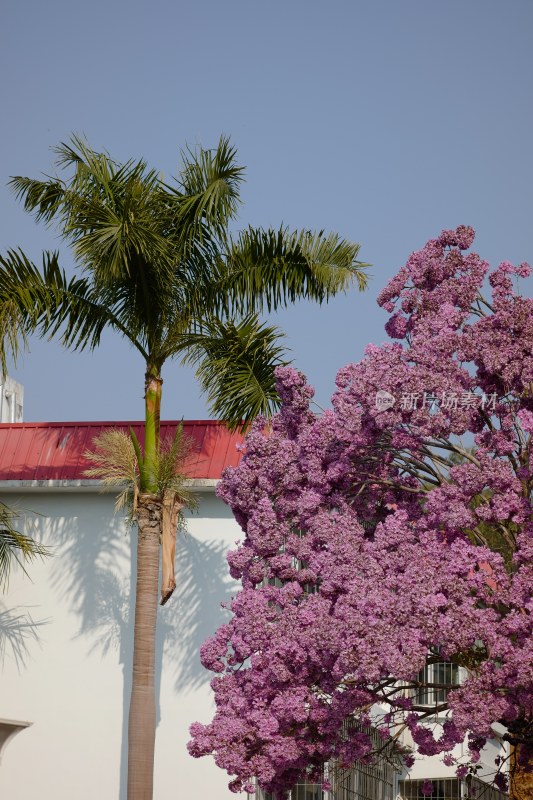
[0,419,244,800]
[0,419,508,800]
[0,376,23,423]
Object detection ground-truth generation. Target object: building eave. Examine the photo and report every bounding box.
[0,478,219,493]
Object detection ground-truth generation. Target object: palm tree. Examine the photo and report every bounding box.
[0,135,367,800]
[0,500,47,591]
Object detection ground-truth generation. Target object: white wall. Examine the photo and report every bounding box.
[0,488,240,800]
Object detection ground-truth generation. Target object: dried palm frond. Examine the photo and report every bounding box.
[84,429,140,518]
[84,425,197,519]
[154,425,198,513]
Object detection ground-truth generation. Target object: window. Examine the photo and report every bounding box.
[398,777,508,800]
[333,759,395,800]
[413,661,460,708]
[263,546,318,595]
[398,778,461,799]
[256,779,324,800]
[331,722,397,800]
[292,783,323,800]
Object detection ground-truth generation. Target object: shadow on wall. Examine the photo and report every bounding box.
[160,532,235,693]
[0,505,50,672]
[0,603,49,670]
[47,501,130,652]
[40,493,236,800]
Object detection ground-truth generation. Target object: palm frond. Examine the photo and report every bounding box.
[84,430,140,515]
[175,135,244,243]
[155,426,198,512]
[296,229,369,291]
[0,249,63,372]
[0,249,149,365]
[0,502,48,591]
[9,175,67,225]
[66,169,173,285]
[182,314,289,429]
[223,226,369,314]
[11,136,176,287]
[0,296,26,377]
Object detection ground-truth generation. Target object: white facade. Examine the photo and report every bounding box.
[0,484,240,800]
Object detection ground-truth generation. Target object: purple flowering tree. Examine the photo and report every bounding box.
[189,227,533,798]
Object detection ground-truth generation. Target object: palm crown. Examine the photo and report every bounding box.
[2,134,367,428]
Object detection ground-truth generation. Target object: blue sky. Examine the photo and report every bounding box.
[1,0,532,421]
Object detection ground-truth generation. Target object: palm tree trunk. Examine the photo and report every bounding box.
[127,493,162,800]
[143,367,162,493]
[128,365,164,800]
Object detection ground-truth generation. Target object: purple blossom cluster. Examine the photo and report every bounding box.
[189,228,533,796]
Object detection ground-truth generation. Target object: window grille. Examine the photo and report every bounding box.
[263,548,318,595]
[256,778,324,800]
[467,777,508,800]
[413,661,460,708]
[398,778,462,799]
[291,782,323,800]
[398,777,508,800]
[332,757,395,800]
[256,764,395,800]
[330,723,397,800]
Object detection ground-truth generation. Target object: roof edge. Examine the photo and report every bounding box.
[0,420,238,429]
[0,478,219,493]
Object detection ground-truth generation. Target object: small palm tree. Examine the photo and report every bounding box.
[0,501,47,591]
[0,135,368,800]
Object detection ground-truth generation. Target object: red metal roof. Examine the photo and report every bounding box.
[0,421,245,482]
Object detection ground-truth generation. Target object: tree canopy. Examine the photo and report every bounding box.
[189,227,532,797]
